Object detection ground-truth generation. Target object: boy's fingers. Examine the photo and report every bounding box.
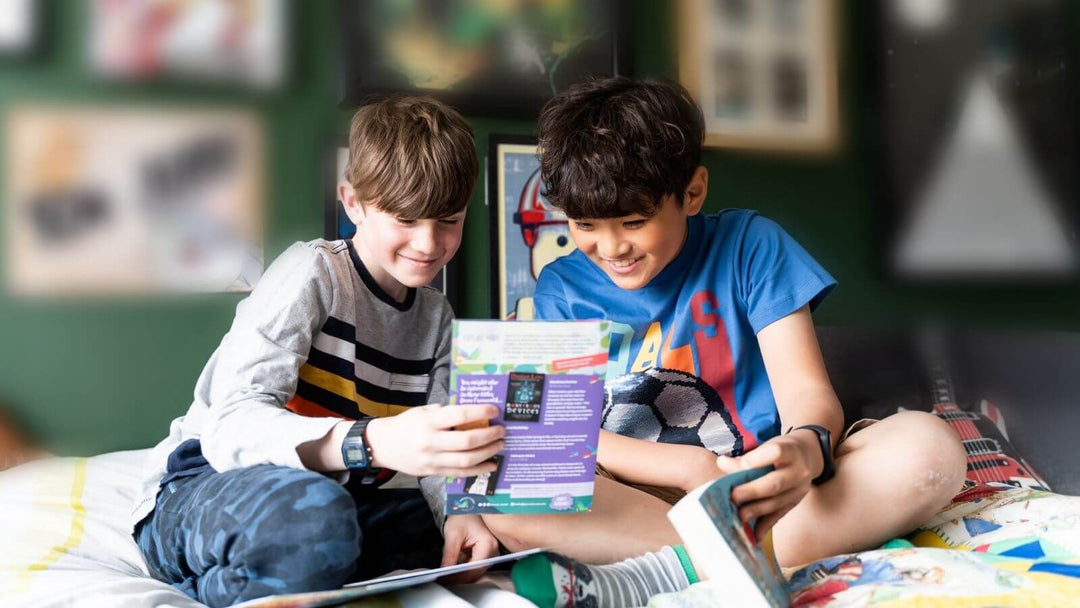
[737,486,803,525]
[431,426,505,451]
[753,511,786,542]
[431,405,500,430]
[433,440,505,471]
[441,533,463,568]
[730,468,796,504]
[737,444,783,469]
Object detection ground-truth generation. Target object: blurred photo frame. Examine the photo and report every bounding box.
[5,106,265,296]
[678,0,839,151]
[487,135,577,319]
[875,0,1079,282]
[338,0,631,117]
[324,135,460,310]
[88,0,289,89]
[0,0,42,59]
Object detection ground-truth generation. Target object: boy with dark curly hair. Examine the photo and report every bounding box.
[495,77,967,608]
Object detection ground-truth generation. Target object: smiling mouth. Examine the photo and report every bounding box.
[603,257,643,275]
[399,254,440,266]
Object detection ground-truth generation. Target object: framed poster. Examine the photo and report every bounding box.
[487,135,577,319]
[325,136,460,310]
[0,0,41,59]
[88,0,288,89]
[5,107,264,296]
[339,0,630,116]
[678,0,839,151]
[877,0,1079,281]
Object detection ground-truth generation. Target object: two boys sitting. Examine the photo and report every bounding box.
[133,78,966,608]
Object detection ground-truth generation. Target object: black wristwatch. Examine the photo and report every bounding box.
[788,424,835,486]
[341,418,377,472]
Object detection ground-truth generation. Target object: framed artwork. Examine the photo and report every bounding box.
[488,135,577,319]
[678,0,839,151]
[0,0,41,59]
[324,136,460,310]
[5,107,264,296]
[877,0,1079,281]
[338,0,630,116]
[88,0,288,89]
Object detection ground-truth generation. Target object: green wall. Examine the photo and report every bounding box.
[2,2,1078,455]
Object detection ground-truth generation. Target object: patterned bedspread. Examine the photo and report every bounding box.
[650,484,1080,607]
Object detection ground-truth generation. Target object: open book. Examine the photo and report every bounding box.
[667,466,790,608]
[233,548,543,608]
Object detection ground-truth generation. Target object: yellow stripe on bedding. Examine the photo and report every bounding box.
[15,458,88,590]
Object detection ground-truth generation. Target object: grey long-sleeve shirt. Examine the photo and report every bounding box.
[131,239,449,532]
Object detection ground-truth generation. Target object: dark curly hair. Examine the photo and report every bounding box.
[536,77,705,219]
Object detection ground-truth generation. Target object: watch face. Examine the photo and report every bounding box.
[344,444,367,467]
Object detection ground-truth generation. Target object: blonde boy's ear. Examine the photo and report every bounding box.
[339,181,366,226]
[683,166,709,216]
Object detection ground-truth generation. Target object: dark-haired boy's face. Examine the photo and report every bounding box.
[566,167,708,290]
[569,195,694,290]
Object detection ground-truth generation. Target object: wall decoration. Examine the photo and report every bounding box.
[5,107,264,295]
[678,0,839,151]
[325,137,459,309]
[0,0,40,58]
[488,135,576,319]
[878,0,1079,280]
[339,0,629,116]
[89,0,287,89]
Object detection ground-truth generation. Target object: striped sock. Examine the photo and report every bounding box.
[512,546,698,608]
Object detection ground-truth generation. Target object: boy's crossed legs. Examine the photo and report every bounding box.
[487,412,967,607]
[136,465,442,608]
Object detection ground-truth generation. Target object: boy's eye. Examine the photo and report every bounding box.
[396,218,416,226]
[573,222,594,231]
[623,220,646,229]
[438,218,460,225]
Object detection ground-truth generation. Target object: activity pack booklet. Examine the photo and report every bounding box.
[668,465,791,608]
[445,320,610,515]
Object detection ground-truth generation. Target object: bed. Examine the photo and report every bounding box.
[4,450,1079,608]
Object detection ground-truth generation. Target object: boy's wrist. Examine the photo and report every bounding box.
[789,428,826,480]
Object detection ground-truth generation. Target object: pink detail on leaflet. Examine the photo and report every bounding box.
[552,353,608,372]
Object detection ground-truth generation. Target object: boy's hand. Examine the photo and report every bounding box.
[679,447,726,493]
[365,404,505,477]
[439,515,500,584]
[715,430,823,541]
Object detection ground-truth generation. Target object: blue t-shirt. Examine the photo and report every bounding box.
[533,209,836,456]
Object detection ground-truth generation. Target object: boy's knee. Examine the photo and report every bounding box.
[885,412,967,502]
[228,470,361,599]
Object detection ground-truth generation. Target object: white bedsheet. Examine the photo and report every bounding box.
[0,450,203,608]
[0,451,527,608]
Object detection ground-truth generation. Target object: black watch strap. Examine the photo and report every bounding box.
[788,424,835,486]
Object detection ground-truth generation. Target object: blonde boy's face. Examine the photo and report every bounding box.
[567,167,708,290]
[341,184,465,293]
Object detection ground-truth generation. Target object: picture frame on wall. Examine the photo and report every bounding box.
[338,0,630,117]
[678,0,839,152]
[487,134,577,319]
[0,0,42,59]
[324,136,460,310]
[88,0,289,89]
[5,107,265,296]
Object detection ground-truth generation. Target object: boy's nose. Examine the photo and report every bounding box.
[597,237,631,259]
[411,227,438,255]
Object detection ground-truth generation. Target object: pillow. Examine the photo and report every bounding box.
[930,401,1050,491]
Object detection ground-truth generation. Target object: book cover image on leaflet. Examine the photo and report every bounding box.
[445,320,610,516]
[668,466,790,608]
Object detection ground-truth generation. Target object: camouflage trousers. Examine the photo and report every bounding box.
[135,465,442,608]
